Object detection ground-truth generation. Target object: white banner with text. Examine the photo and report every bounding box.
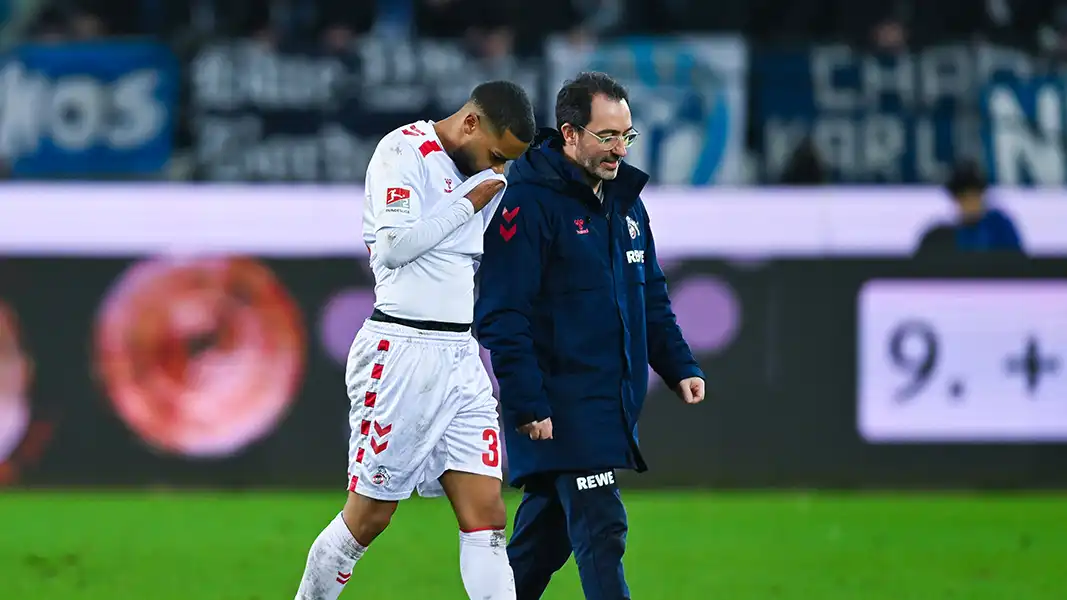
[1,185,1065,257]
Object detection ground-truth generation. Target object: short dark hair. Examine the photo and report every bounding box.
[945,160,987,199]
[555,71,629,131]
[469,81,537,143]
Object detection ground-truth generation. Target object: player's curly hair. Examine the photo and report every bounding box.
[469,81,537,143]
[555,71,629,131]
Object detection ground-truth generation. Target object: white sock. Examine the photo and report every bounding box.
[294,513,367,600]
[459,529,516,599]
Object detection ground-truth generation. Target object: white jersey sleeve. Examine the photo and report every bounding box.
[366,138,476,269]
[367,140,426,231]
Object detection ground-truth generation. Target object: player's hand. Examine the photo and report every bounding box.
[676,377,705,404]
[518,418,553,440]
[465,179,505,213]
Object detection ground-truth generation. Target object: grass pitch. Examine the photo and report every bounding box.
[2,490,1064,599]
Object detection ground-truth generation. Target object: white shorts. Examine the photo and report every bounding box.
[345,319,502,501]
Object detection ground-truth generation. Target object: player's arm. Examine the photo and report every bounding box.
[371,144,500,269]
[474,188,553,427]
[641,207,704,388]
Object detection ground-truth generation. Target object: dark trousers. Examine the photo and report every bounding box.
[507,470,630,600]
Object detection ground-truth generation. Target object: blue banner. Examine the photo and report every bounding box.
[756,44,1038,184]
[545,36,748,185]
[0,42,178,176]
[188,39,541,181]
[982,75,1067,186]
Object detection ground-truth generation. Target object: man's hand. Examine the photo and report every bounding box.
[518,418,553,440]
[676,377,705,404]
[465,179,505,213]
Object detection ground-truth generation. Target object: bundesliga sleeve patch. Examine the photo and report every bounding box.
[383,186,412,213]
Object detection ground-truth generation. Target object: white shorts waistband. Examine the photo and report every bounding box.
[360,318,474,344]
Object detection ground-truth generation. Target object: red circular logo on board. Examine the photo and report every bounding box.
[94,257,306,458]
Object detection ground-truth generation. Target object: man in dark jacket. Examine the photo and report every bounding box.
[474,72,706,599]
[915,161,1024,258]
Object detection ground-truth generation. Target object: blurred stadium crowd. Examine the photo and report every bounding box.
[13,1,1067,50]
[2,1,1067,184]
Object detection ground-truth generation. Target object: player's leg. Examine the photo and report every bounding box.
[294,327,451,600]
[438,470,516,598]
[430,337,517,598]
[507,475,574,599]
[555,470,631,600]
[293,493,396,600]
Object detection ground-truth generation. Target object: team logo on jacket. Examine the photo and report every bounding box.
[626,216,640,239]
[574,218,589,234]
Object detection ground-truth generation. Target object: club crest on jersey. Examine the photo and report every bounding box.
[384,187,411,213]
[626,216,640,239]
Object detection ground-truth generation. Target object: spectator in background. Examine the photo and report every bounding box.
[417,0,516,59]
[1029,0,1067,56]
[165,0,278,43]
[225,0,275,44]
[316,0,376,51]
[27,5,69,40]
[69,0,138,36]
[749,0,836,43]
[28,0,197,39]
[980,0,1064,51]
[779,136,827,185]
[507,0,627,55]
[633,0,748,36]
[915,162,1024,258]
[833,0,997,50]
[833,0,913,50]
[27,3,105,40]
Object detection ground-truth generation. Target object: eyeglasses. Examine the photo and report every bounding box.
[579,126,640,149]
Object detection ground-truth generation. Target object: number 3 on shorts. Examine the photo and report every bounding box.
[481,428,499,467]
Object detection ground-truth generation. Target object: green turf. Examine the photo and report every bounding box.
[2,490,1064,599]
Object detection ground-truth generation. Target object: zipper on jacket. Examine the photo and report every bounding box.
[605,202,628,370]
[607,205,638,466]
[606,202,633,424]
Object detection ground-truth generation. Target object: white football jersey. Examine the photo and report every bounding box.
[362,121,503,324]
